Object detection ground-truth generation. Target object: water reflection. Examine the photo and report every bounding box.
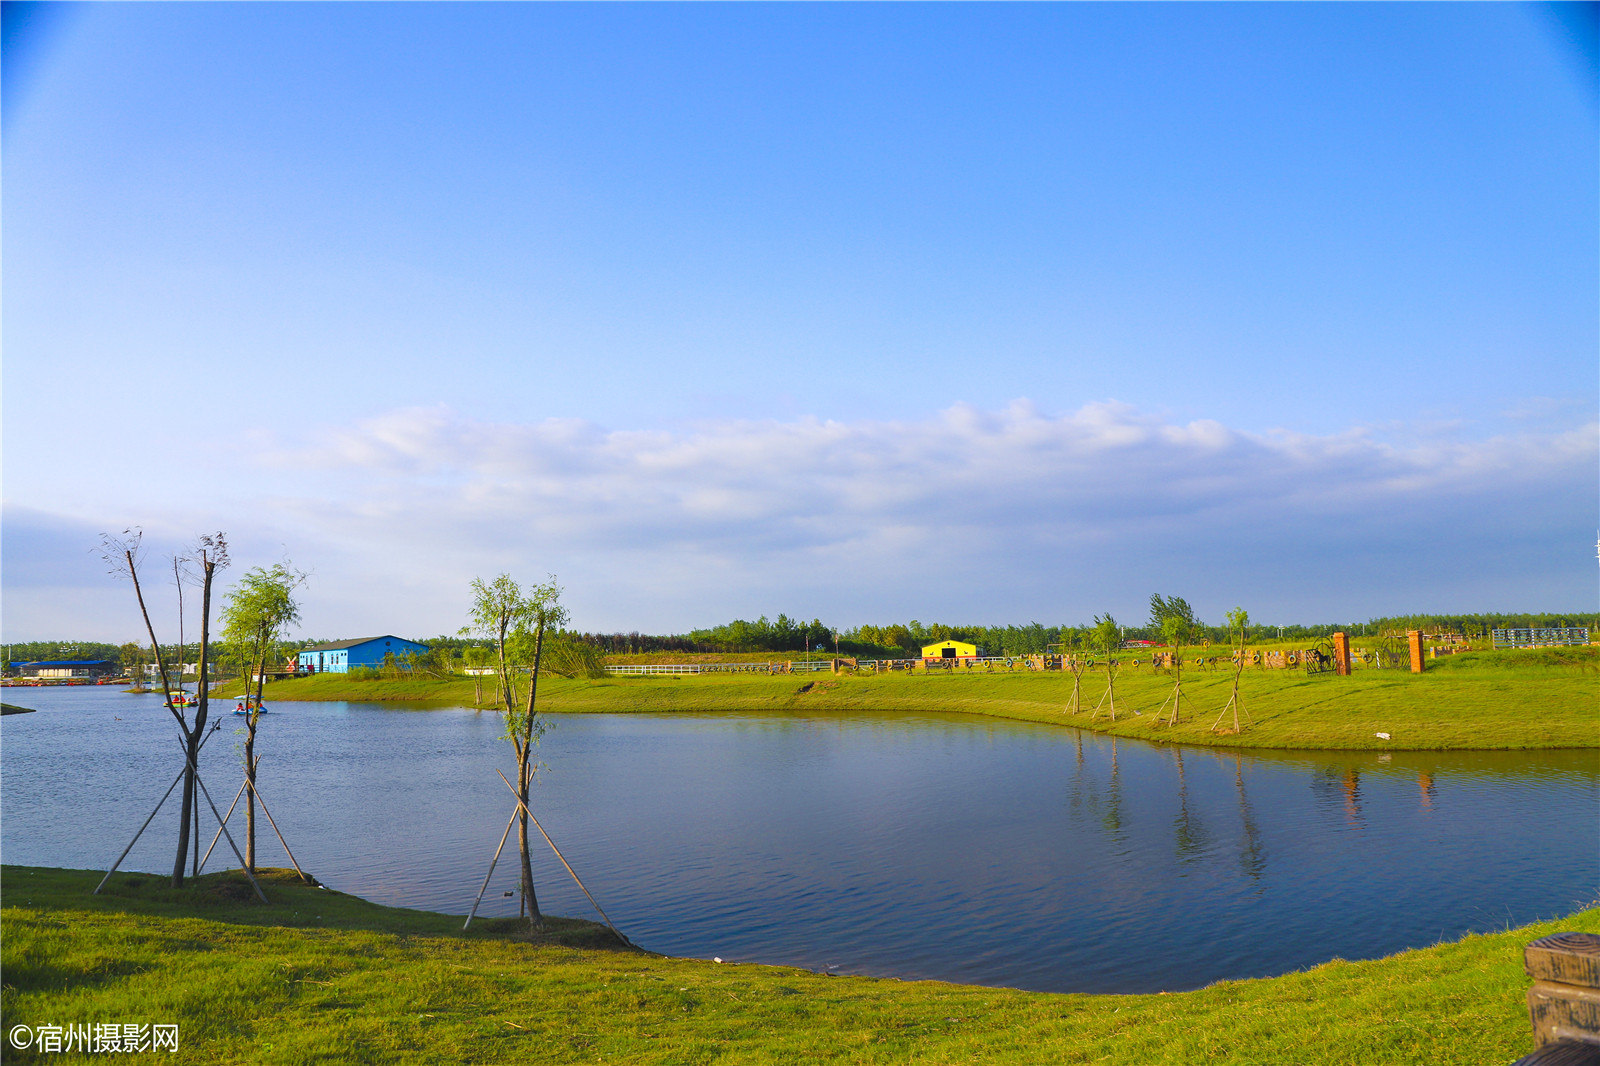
[1171,749,1209,864]
[2,688,1596,995]
[1232,755,1265,885]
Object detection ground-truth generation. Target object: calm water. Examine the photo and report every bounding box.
[2,686,1595,993]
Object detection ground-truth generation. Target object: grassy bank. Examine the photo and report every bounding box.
[2,865,1592,1065]
[239,647,1600,751]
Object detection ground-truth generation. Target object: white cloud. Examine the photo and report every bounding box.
[6,402,1594,640]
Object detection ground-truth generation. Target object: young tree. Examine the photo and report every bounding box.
[1152,598,1203,723]
[1056,627,1088,713]
[220,563,305,873]
[1212,607,1254,734]
[101,529,229,887]
[464,573,567,927]
[1089,613,1123,721]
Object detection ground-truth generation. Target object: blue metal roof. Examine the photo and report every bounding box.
[18,660,116,667]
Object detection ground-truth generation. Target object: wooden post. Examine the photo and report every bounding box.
[1332,632,1352,676]
[1512,932,1600,1065]
[1407,630,1425,674]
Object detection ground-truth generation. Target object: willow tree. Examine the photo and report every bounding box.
[1158,611,1196,726]
[463,573,567,927]
[220,563,305,872]
[101,529,229,887]
[1150,594,1198,726]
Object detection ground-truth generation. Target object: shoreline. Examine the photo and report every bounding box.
[4,863,1595,1064]
[208,654,1600,752]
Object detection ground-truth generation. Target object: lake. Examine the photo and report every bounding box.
[2,686,1595,994]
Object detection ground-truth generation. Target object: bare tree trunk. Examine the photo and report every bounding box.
[517,622,547,928]
[179,553,216,884]
[244,626,268,873]
[126,552,193,889]
[244,735,257,871]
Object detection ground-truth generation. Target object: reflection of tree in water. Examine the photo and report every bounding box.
[1068,737,1129,847]
[1419,770,1436,811]
[1100,738,1127,844]
[1172,749,1209,863]
[1232,756,1266,884]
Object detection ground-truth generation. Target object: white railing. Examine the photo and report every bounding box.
[606,660,841,675]
[606,655,1074,675]
[1492,627,1590,649]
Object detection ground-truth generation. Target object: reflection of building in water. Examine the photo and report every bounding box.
[1342,768,1362,825]
[1310,765,1365,827]
[1419,770,1436,810]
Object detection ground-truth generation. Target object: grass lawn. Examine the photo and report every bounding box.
[2,865,1591,1065]
[241,646,1600,751]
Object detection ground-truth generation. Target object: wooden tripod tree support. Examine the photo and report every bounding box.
[1212,614,1254,734]
[1156,680,1189,726]
[1090,662,1136,721]
[463,770,630,947]
[96,728,267,903]
[1064,658,1086,714]
[95,722,221,892]
[198,764,310,884]
[1211,653,1253,734]
[1157,646,1187,726]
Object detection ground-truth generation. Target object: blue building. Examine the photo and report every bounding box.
[297,636,429,673]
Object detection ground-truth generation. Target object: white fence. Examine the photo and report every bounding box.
[606,655,1066,675]
[606,660,839,675]
[1492,627,1591,649]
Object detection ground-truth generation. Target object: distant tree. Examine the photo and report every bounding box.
[118,642,146,688]
[220,562,305,873]
[464,573,567,928]
[1148,593,1199,632]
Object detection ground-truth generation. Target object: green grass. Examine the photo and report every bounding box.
[246,647,1600,750]
[2,865,1592,1064]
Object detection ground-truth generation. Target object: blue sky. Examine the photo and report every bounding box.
[3,2,1595,643]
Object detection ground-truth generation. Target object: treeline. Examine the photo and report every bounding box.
[15,610,1593,674]
[568,632,708,655]
[685,615,837,654]
[1365,613,1599,636]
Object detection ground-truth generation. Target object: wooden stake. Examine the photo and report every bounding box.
[494,769,629,944]
[191,769,269,903]
[95,764,186,894]
[245,777,309,883]
[95,721,222,895]
[198,780,249,873]
[463,805,520,931]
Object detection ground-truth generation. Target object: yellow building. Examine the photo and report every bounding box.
[921,639,979,661]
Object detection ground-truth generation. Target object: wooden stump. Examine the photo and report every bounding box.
[1513,933,1600,1066]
